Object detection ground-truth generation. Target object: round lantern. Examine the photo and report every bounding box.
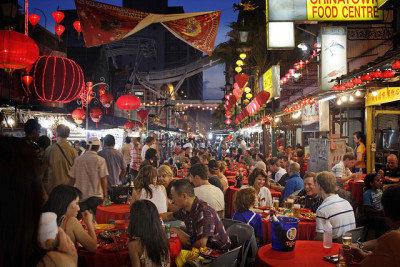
[0,30,39,72]
[235,66,242,73]
[225,113,232,119]
[116,94,141,111]
[236,60,244,66]
[28,14,40,28]
[256,91,270,107]
[246,93,252,99]
[392,61,400,70]
[225,119,232,125]
[54,25,65,37]
[72,108,86,125]
[243,99,249,104]
[99,93,113,113]
[344,81,354,88]
[22,75,33,87]
[90,108,103,128]
[30,56,85,102]
[235,74,249,88]
[382,70,395,78]
[73,21,82,39]
[137,109,149,122]
[244,87,251,93]
[352,77,362,85]
[124,121,135,130]
[52,11,65,24]
[361,74,372,82]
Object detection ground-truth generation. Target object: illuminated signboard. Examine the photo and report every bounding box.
[258,66,280,99]
[365,87,400,106]
[307,0,383,21]
[267,22,295,49]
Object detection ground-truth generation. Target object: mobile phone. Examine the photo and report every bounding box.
[322,254,338,264]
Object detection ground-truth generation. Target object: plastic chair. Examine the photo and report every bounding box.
[221,218,242,231]
[210,246,242,267]
[226,223,258,267]
[337,226,365,243]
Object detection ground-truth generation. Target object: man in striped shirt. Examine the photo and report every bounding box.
[315,171,356,241]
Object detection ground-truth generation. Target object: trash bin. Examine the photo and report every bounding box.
[271,216,299,251]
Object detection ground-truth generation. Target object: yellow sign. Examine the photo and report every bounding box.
[365,87,400,106]
[262,68,273,98]
[307,0,383,21]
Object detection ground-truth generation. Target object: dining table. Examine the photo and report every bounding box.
[255,240,342,267]
[95,204,130,224]
[261,218,316,244]
[225,186,282,217]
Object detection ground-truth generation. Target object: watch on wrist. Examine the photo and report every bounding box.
[357,241,364,249]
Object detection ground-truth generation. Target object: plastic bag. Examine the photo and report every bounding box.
[176,247,201,267]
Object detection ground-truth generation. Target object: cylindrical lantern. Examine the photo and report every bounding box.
[90,108,103,128]
[72,108,86,125]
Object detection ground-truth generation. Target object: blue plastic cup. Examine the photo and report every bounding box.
[271,216,299,251]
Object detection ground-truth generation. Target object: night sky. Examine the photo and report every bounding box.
[19,0,238,100]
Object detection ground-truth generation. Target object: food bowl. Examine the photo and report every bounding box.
[99,230,124,243]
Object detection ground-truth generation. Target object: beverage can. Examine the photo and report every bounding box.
[165,224,171,239]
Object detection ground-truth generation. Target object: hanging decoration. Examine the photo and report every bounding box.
[124,121,135,130]
[89,108,103,128]
[54,25,65,37]
[52,11,65,24]
[99,93,113,114]
[22,75,33,87]
[73,21,82,39]
[28,14,40,29]
[0,30,39,72]
[72,108,86,125]
[116,94,141,111]
[235,74,249,88]
[225,119,232,125]
[27,56,85,102]
[137,109,149,123]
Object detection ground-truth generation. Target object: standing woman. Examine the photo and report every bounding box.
[353,131,366,173]
[217,140,227,159]
[128,200,170,267]
[131,165,168,213]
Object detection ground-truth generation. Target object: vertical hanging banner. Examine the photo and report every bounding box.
[302,101,319,132]
[320,26,347,91]
[258,66,280,99]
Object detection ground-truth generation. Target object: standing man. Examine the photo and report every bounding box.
[236,136,247,152]
[130,137,142,181]
[141,136,154,161]
[43,124,78,194]
[69,137,109,215]
[120,136,132,177]
[98,135,126,193]
[314,171,355,241]
[22,119,41,157]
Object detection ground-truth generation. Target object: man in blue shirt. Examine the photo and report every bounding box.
[281,162,304,204]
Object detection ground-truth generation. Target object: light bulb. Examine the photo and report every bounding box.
[235,66,242,73]
[372,91,378,96]
[349,95,354,102]
[239,53,246,60]
[341,95,348,102]
[337,99,342,105]
[355,90,361,96]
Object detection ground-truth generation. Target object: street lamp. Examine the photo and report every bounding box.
[238,18,249,43]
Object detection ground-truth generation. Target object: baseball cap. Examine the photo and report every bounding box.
[88,137,101,146]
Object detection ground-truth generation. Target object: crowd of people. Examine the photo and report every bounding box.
[2,118,400,266]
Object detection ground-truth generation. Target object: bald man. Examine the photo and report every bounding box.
[281,162,304,204]
[378,154,400,179]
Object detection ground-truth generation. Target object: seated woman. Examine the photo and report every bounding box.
[131,165,168,213]
[44,184,97,252]
[208,160,228,192]
[241,168,273,207]
[290,172,322,213]
[218,161,229,192]
[128,200,170,267]
[1,136,77,266]
[157,165,174,199]
[232,187,264,244]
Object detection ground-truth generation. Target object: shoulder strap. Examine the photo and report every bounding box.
[56,143,72,167]
[247,211,257,225]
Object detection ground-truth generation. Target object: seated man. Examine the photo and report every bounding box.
[161,179,231,250]
[378,154,400,179]
[268,157,287,192]
[281,162,304,204]
[315,172,356,241]
[331,152,357,189]
[290,172,323,213]
[350,185,400,266]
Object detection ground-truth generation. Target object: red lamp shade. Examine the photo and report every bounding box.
[28,14,40,27]
[52,11,65,24]
[285,73,291,79]
[361,74,372,82]
[225,113,232,119]
[289,69,295,74]
[124,121,135,130]
[54,25,65,36]
[0,30,39,72]
[338,85,346,91]
[116,94,141,111]
[137,109,149,122]
[382,70,395,78]
[22,75,33,87]
[99,93,113,109]
[352,77,362,85]
[392,61,400,70]
[29,56,85,102]
[72,108,86,125]
[284,108,289,113]
[332,85,338,91]
[370,70,382,79]
[90,108,103,128]
[225,119,232,125]
[73,21,82,33]
[235,73,249,88]
[345,81,354,88]
[309,98,316,104]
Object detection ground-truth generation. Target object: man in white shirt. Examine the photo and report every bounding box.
[331,153,357,189]
[141,136,154,161]
[188,163,225,218]
[268,157,287,183]
[315,171,356,241]
[236,136,247,152]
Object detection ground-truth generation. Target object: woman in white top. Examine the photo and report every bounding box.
[241,167,273,207]
[131,165,168,213]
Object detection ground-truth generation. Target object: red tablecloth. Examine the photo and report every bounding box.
[262,219,316,244]
[227,178,248,187]
[95,204,130,224]
[78,236,181,267]
[255,240,342,267]
[225,186,282,217]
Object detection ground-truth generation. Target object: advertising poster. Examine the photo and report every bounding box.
[320,26,347,91]
[319,100,330,132]
[258,66,280,99]
[302,102,319,132]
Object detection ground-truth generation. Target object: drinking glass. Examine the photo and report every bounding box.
[285,198,294,210]
[273,197,280,210]
[337,245,353,267]
[293,204,301,218]
[342,232,352,246]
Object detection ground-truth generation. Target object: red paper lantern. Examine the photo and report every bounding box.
[382,70,395,78]
[72,108,86,125]
[344,81,354,88]
[22,75,33,87]
[352,77,362,85]
[99,93,113,110]
[370,70,382,79]
[256,91,270,106]
[338,85,346,91]
[73,21,82,39]
[116,94,141,111]
[0,30,39,72]
[52,11,64,24]
[54,25,65,36]
[30,56,85,102]
[392,61,400,70]
[28,14,40,27]
[137,109,149,122]
[225,113,232,119]
[289,69,295,74]
[225,119,232,125]
[235,74,249,88]
[90,108,103,128]
[361,74,372,82]
[124,121,135,130]
[284,108,289,112]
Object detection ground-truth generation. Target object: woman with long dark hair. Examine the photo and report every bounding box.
[43,184,97,252]
[0,136,76,266]
[128,200,170,267]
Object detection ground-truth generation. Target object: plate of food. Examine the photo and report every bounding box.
[99,230,124,243]
[257,206,271,211]
[301,212,316,222]
[102,243,128,252]
[354,180,364,183]
[300,208,311,215]
[96,224,115,230]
